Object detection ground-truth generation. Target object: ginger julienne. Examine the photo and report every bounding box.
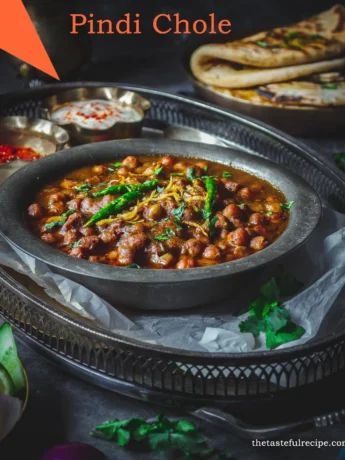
[70,13,232,35]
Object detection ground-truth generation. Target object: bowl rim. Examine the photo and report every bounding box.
[40,86,151,133]
[0,115,69,151]
[0,138,322,284]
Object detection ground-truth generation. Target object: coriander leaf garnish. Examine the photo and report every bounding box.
[154,166,163,175]
[45,209,76,230]
[91,413,232,458]
[174,220,183,231]
[76,183,92,193]
[68,239,81,249]
[61,209,76,219]
[186,167,195,181]
[280,201,294,211]
[44,219,66,230]
[238,203,246,208]
[203,165,208,172]
[154,228,176,241]
[170,172,184,177]
[266,211,273,216]
[266,323,305,350]
[238,273,304,349]
[111,162,122,168]
[333,152,345,172]
[172,202,186,221]
[126,263,142,269]
[223,171,233,178]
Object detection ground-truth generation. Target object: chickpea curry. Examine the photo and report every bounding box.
[27,155,291,269]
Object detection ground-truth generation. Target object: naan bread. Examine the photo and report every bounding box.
[191,4,345,88]
[210,72,345,107]
[194,56,345,89]
[256,80,345,106]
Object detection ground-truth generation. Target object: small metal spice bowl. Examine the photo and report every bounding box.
[0,116,69,183]
[40,87,151,145]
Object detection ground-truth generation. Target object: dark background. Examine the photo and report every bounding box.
[7,0,343,83]
[69,0,343,61]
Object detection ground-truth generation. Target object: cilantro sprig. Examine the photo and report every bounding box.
[154,228,176,241]
[44,209,76,230]
[238,273,304,349]
[91,413,232,459]
[280,201,294,211]
[76,183,92,193]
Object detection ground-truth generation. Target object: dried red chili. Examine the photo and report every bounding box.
[0,144,41,163]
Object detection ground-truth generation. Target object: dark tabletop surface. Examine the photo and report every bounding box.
[1,50,345,460]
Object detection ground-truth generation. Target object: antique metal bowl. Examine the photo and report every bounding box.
[0,116,69,183]
[0,139,322,310]
[40,87,151,145]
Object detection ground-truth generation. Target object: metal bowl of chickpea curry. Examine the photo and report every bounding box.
[0,139,321,310]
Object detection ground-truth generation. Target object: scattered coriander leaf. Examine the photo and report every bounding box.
[280,201,295,211]
[262,300,279,318]
[68,239,81,249]
[111,162,122,168]
[92,413,233,458]
[154,166,163,175]
[260,278,280,302]
[239,315,265,337]
[175,420,196,433]
[154,228,176,241]
[61,209,76,219]
[266,211,273,216]
[174,219,183,231]
[264,306,290,334]
[223,171,233,178]
[266,322,305,349]
[76,183,92,193]
[172,202,186,221]
[44,219,65,230]
[238,203,246,208]
[203,165,208,172]
[186,167,195,181]
[170,172,184,177]
[126,263,142,269]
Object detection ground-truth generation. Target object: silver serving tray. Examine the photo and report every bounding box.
[0,83,344,406]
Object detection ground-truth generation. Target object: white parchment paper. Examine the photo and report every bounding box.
[1,206,345,354]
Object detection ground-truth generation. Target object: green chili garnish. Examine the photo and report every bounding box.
[84,191,142,227]
[202,177,217,221]
[92,180,158,198]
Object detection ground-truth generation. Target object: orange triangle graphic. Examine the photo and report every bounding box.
[0,0,59,80]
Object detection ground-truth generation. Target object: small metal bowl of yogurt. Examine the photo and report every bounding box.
[40,87,151,145]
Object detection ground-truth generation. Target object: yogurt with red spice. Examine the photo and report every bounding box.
[51,99,142,130]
